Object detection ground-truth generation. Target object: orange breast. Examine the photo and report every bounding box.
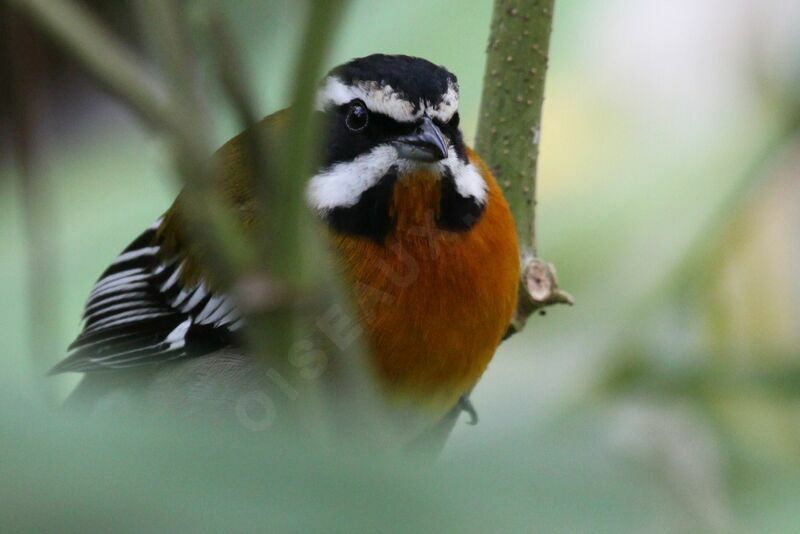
[331,150,520,414]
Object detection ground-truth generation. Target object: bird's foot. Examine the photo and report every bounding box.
[458,395,478,425]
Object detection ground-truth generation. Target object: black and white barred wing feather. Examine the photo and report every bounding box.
[52,218,241,374]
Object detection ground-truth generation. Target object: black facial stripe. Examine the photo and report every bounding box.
[325,167,398,243]
[321,106,413,168]
[437,168,486,232]
[321,103,464,170]
[439,118,468,163]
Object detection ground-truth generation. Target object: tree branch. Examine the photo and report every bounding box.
[6,12,60,405]
[475,0,572,336]
[412,0,572,455]
[8,0,172,130]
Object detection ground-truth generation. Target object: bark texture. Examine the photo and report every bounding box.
[475,0,572,335]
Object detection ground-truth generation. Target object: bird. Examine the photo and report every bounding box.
[52,54,520,441]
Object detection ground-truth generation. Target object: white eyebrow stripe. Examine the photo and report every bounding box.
[316,76,459,124]
[316,77,415,122]
[431,82,459,123]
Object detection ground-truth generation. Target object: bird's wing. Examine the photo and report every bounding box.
[51,217,242,374]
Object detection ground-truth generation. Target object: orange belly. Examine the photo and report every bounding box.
[332,151,520,414]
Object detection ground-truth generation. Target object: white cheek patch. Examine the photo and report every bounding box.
[306,144,399,212]
[306,145,488,213]
[441,149,488,205]
[316,76,459,124]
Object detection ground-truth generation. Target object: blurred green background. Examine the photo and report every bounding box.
[2,0,800,531]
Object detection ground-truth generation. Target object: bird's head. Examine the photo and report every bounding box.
[306,54,488,240]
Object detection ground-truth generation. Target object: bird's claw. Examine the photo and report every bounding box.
[458,395,478,425]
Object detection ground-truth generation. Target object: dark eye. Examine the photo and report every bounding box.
[345,100,369,131]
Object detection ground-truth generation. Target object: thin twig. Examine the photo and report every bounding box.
[270,0,349,281]
[247,0,355,412]
[7,14,59,404]
[8,0,172,130]
[206,10,274,253]
[135,0,258,285]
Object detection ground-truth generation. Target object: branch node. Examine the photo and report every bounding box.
[523,255,573,306]
[509,254,574,336]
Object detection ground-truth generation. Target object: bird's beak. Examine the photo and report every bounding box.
[393,116,449,162]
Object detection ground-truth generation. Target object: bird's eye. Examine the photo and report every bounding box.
[345,101,369,131]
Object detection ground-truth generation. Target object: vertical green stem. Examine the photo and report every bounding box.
[272,0,349,285]
[474,0,555,253]
[255,0,351,417]
[7,0,172,130]
[7,16,60,404]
